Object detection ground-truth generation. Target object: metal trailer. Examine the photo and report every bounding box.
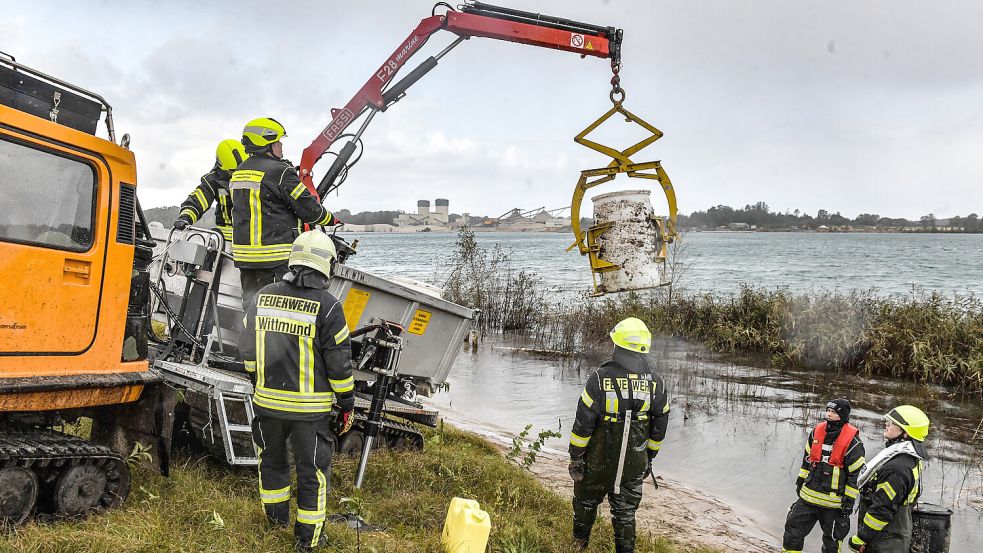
[146,225,476,465]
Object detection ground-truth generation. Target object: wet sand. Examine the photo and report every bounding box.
[429,400,781,552]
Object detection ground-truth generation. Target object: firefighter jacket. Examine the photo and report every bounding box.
[239,280,354,421]
[229,154,336,269]
[178,164,234,240]
[795,420,866,511]
[856,440,924,552]
[569,348,670,499]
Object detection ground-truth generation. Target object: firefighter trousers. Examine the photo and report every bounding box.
[572,476,644,553]
[240,264,288,309]
[252,414,335,551]
[782,498,842,553]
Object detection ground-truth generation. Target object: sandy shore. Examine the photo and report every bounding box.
[429,401,780,552]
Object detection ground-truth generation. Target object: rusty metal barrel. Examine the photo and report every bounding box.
[590,189,667,294]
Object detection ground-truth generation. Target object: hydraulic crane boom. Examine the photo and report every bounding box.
[299,2,623,199]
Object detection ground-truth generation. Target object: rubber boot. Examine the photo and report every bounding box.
[615,536,636,553]
[265,503,290,528]
[572,496,598,551]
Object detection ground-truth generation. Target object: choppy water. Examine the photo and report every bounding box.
[342,230,983,298]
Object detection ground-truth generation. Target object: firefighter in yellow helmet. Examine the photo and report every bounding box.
[239,230,355,552]
[848,405,930,553]
[568,317,670,553]
[230,118,339,307]
[173,139,248,241]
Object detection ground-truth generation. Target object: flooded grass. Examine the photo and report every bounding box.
[0,425,701,553]
[441,229,983,396]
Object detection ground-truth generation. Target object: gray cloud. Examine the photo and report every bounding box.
[4,1,983,218]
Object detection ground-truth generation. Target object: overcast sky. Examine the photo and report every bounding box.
[4,1,983,219]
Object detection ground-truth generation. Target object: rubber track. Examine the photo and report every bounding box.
[0,429,123,467]
[0,428,130,516]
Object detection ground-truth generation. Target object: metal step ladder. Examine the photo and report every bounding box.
[214,389,257,465]
[155,359,257,466]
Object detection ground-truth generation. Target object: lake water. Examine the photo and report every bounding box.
[342,230,983,298]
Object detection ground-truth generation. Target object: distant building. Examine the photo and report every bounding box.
[394,198,451,227]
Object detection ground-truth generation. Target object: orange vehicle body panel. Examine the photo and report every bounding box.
[0,104,149,408]
[0,384,144,412]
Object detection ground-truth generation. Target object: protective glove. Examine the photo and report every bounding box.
[848,535,865,552]
[173,219,189,230]
[568,456,585,482]
[795,477,804,496]
[832,513,851,541]
[331,409,354,436]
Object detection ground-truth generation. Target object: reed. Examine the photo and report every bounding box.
[440,230,983,395]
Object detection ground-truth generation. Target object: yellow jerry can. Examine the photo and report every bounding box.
[442,497,491,553]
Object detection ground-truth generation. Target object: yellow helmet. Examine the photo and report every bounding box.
[885,405,930,442]
[242,117,286,148]
[610,317,652,353]
[288,230,337,277]
[215,139,248,171]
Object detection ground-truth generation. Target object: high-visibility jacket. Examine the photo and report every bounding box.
[229,154,336,269]
[569,348,670,498]
[856,442,923,552]
[178,164,234,240]
[239,280,354,420]
[795,421,866,510]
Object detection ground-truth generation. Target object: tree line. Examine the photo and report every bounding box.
[679,202,982,232]
[141,202,983,233]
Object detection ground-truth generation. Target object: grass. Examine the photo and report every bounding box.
[0,425,705,553]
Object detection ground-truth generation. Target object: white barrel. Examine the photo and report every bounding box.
[591,189,666,294]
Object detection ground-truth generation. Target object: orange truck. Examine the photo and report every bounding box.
[0,54,172,525]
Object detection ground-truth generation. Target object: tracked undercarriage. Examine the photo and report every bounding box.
[0,429,130,526]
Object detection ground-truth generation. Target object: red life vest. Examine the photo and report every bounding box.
[809,421,858,468]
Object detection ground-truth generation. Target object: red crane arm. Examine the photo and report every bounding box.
[299,2,622,201]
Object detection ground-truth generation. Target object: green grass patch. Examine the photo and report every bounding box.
[1,425,703,553]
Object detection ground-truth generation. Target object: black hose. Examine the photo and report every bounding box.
[432,2,455,16]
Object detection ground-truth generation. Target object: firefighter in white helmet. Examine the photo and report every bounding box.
[239,230,354,552]
[567,317,670,553]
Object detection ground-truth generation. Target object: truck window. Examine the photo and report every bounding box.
[0,137,96,251]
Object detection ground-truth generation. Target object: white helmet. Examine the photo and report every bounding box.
[288,231,337,277]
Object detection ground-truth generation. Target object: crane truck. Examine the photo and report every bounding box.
[0,2,675,525]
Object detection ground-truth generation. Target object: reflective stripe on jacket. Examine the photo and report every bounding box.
[230,154,335,269]
[178,165,234,240]
[239,281,354,420]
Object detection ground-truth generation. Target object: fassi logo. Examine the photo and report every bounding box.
[322,109,355,142]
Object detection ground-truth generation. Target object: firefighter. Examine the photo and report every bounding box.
[567,317,669,553]
[239,230,355,552]
[230,117,339,307]
[848,405,930,553]
[782,398,866,553]
[172,139,248,241]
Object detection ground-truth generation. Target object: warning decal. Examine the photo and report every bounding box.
[571,33,584,48]
[342,288,371,329]
[586,41,594,51]
[407,309,432,335]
